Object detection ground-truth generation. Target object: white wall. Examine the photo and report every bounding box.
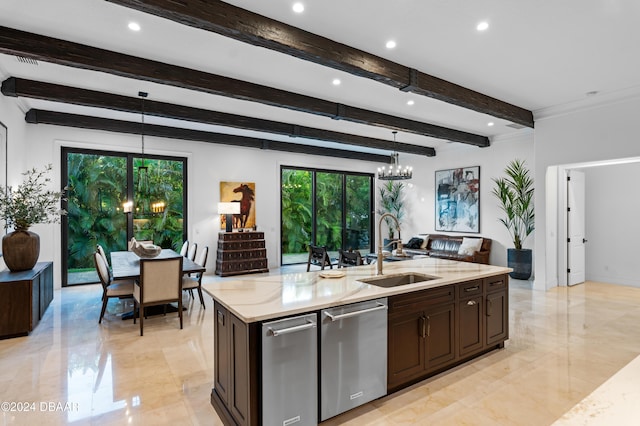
[584,163,640,287]
[534,92,640,290]
[397,132,535,268]
[0,88,30,271]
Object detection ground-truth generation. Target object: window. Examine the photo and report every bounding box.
[62,148,187,286]
[280,166,373,265]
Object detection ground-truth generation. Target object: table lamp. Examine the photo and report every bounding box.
[218,202,240,232]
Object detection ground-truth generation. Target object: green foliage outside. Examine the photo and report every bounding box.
[281,169,312,255]
[281,168,372,262]
[66,153,185,272]
[315,172,343,251]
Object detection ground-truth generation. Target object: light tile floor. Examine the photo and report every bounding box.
[1,273,639,425]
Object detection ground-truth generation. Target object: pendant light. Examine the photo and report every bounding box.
[137,91,149,196]
[377,131,413,180]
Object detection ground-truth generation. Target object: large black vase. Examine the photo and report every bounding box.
[2,230,40,271]
[507,248,532,280]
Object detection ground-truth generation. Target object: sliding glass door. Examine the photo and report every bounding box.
[62,148,187,286]
[281,166,373,265]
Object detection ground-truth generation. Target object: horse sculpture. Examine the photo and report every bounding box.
[232,183,255,228]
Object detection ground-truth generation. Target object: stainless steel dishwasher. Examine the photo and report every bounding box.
[320,298,388,421]
[262,313,318,426]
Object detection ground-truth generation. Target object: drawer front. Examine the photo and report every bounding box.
[458,280,483,298]
[217,248,267,261]
[389,285,454,314]
[485,275,507,294]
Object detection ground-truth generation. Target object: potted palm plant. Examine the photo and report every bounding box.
[492,159,535,279]
[377,180,405,248]
[0,164,66,271]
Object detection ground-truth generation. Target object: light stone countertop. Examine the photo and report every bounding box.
[202,257,511,323]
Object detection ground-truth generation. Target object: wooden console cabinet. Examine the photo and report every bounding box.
[0,262,54,339]
[215,232,268,277]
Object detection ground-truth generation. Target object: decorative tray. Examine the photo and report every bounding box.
[319,270,346,279]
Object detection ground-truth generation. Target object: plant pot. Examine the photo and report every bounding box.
[507,248,532,280]
[2,230,40,271]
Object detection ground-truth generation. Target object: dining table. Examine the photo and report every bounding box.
[110,248,206,319]
[111,248,205,281]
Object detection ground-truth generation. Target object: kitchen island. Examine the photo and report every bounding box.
[203,257,511,426]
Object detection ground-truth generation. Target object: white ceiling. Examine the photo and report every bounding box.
[1,0,639,156]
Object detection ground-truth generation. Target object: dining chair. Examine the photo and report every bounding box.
[94,252,134,324]
[96,244,111,279]
[179,240,189,257]
[187,242,198,261]
[338,249,363,268]
[182,245,208,308]
[306,244,334,272]
[133,256,184,336]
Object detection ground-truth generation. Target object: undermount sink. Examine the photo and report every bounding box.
[359,272,439,288]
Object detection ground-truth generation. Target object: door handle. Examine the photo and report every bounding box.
[268,320,316,336]
[487,299,493,316]
[324,302,387,321]
[467,300,477,306]
[583,238,588,243]
[419,316,426,338]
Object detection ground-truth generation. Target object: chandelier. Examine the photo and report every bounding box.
[377,131,413,180]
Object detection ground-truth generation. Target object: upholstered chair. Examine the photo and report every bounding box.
[182,246,208,307]
[133,256,183,336]
[94,251,134,323]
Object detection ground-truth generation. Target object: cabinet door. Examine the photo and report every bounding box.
[388,309,426,390]
[486,291,508,346]
[458,296,484,357]
[39,263,53,319]
[214,302,230,405]
[425,303,456,372]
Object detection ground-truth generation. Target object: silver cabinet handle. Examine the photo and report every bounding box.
[268,320,316,337]
[324,303,387,321]
[467,300,477,306]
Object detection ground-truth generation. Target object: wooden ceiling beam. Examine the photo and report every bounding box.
[24,109,392,163]
[105,0,534,128]
[2,77,435,156]
[0,26,488,147]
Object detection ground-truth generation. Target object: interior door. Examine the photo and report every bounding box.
[567,169,586,286]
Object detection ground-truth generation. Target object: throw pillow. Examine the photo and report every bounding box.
[458,237,483,256]
[405,237,424,249]
[417,234,429,249]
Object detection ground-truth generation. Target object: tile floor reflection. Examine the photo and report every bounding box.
[1,276,639,425]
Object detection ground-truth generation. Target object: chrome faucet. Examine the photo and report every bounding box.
[377,213,403,275]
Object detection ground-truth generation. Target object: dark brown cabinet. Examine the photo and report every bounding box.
[485,275,508,347]
[388,274,509,391]
[215,232,268,277]
[211,301,259,426]
[457,279,484,357]
[0,262,53,339]
[388,285,455,391]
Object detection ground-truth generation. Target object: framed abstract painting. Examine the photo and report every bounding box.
[435,166,480,233]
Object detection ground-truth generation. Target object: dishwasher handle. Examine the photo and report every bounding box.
[268,319,316,337]
[324,302,387,322]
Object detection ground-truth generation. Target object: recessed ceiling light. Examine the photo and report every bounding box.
[386,40,396,49]
[292,3,304,13]
[128,22,141,32]
[332,78,341,86]
[407,100,415,106]
[476,21,489,31]
[487,122,494,127]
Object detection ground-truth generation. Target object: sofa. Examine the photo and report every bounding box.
[402,233,491,264]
